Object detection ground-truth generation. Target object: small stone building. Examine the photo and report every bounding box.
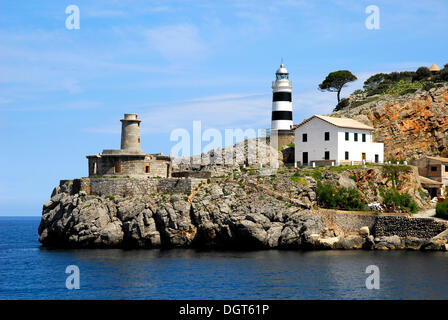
[86,114,172,178]
[415,156,448,197]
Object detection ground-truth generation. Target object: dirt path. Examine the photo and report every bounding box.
[413,208,436,218]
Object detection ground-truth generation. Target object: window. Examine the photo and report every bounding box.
[324,132,330,141]
[345,132,349,141]
[345,152,349,160]
[93,161,97,174]
[324,151,330,160]
[362,133,366,142]
[114,162,122,173]
[445,165,448,172]
[431,166,437,172]
[302,133,307,142]
[375,154,379,163]
[354,133,358,141]
[276,74,289,80]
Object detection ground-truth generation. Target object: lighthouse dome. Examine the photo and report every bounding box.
[276,63,288,74]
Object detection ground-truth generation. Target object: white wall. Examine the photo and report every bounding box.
[294,118,339,164]
[294,117,384,165]
[337,129,383,163]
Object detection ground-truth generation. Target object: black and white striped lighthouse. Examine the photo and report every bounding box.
[271,63,293,132]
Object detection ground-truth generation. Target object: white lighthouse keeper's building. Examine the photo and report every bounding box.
[293,115,384,166]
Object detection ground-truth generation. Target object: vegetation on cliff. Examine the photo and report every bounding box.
[436,200,448,218]
[318,70,357,103]
[331,78,448,160]
[316,181,365,211]
[334,64,448,112]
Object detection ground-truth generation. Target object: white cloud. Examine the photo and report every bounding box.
[294,90,336,117]
[0,97,12,104]
[1,100,103,112]
[145,24,208,62]
[86,9,128,18]
[62,78,82,94]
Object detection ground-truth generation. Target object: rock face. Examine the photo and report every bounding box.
[39,177,448,251]
[333,84,448,160]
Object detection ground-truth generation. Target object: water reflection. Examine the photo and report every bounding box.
[2,218,448,300]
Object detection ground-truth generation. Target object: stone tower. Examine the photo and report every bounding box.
[120,113,142,151]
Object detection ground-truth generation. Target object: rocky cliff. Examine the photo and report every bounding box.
[332,84,448,160]
[39,167,447,250]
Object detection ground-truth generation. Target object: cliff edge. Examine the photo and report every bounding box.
[332,84,448,160]
[39,166,448,251]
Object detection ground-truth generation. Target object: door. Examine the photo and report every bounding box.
[303,152,308,165]
[362,153,366,161]
[114,162,122,173]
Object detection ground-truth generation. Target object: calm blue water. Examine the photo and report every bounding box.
[1,216,447,300]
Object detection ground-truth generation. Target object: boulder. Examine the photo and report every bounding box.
[359,226,370,237]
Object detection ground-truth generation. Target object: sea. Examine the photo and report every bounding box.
[1,216,447,300]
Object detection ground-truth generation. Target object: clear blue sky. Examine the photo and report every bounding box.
[1,0,447,215]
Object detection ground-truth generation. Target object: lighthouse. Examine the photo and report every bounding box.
[271,63,293,131]
[270,63,294,149]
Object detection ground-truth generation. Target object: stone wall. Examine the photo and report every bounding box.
[93,155,145,176]
[147,159,171,178]
[320,211,376,233]
[157,178,204,194]
[318,211,447,239]
[65,177,206,197]
[372,216,447,238]
[172,171,212,179]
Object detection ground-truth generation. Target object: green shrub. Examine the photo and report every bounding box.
[286,143,295,148]
[334,98,350,111]
[105,195,115,201]
[316,181,365,210]
[381,189,418,213]
[413,67,431,81]
[436,200,448,218]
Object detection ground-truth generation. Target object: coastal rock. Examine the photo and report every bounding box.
[38,178,448,250]
[359,226,370,237]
